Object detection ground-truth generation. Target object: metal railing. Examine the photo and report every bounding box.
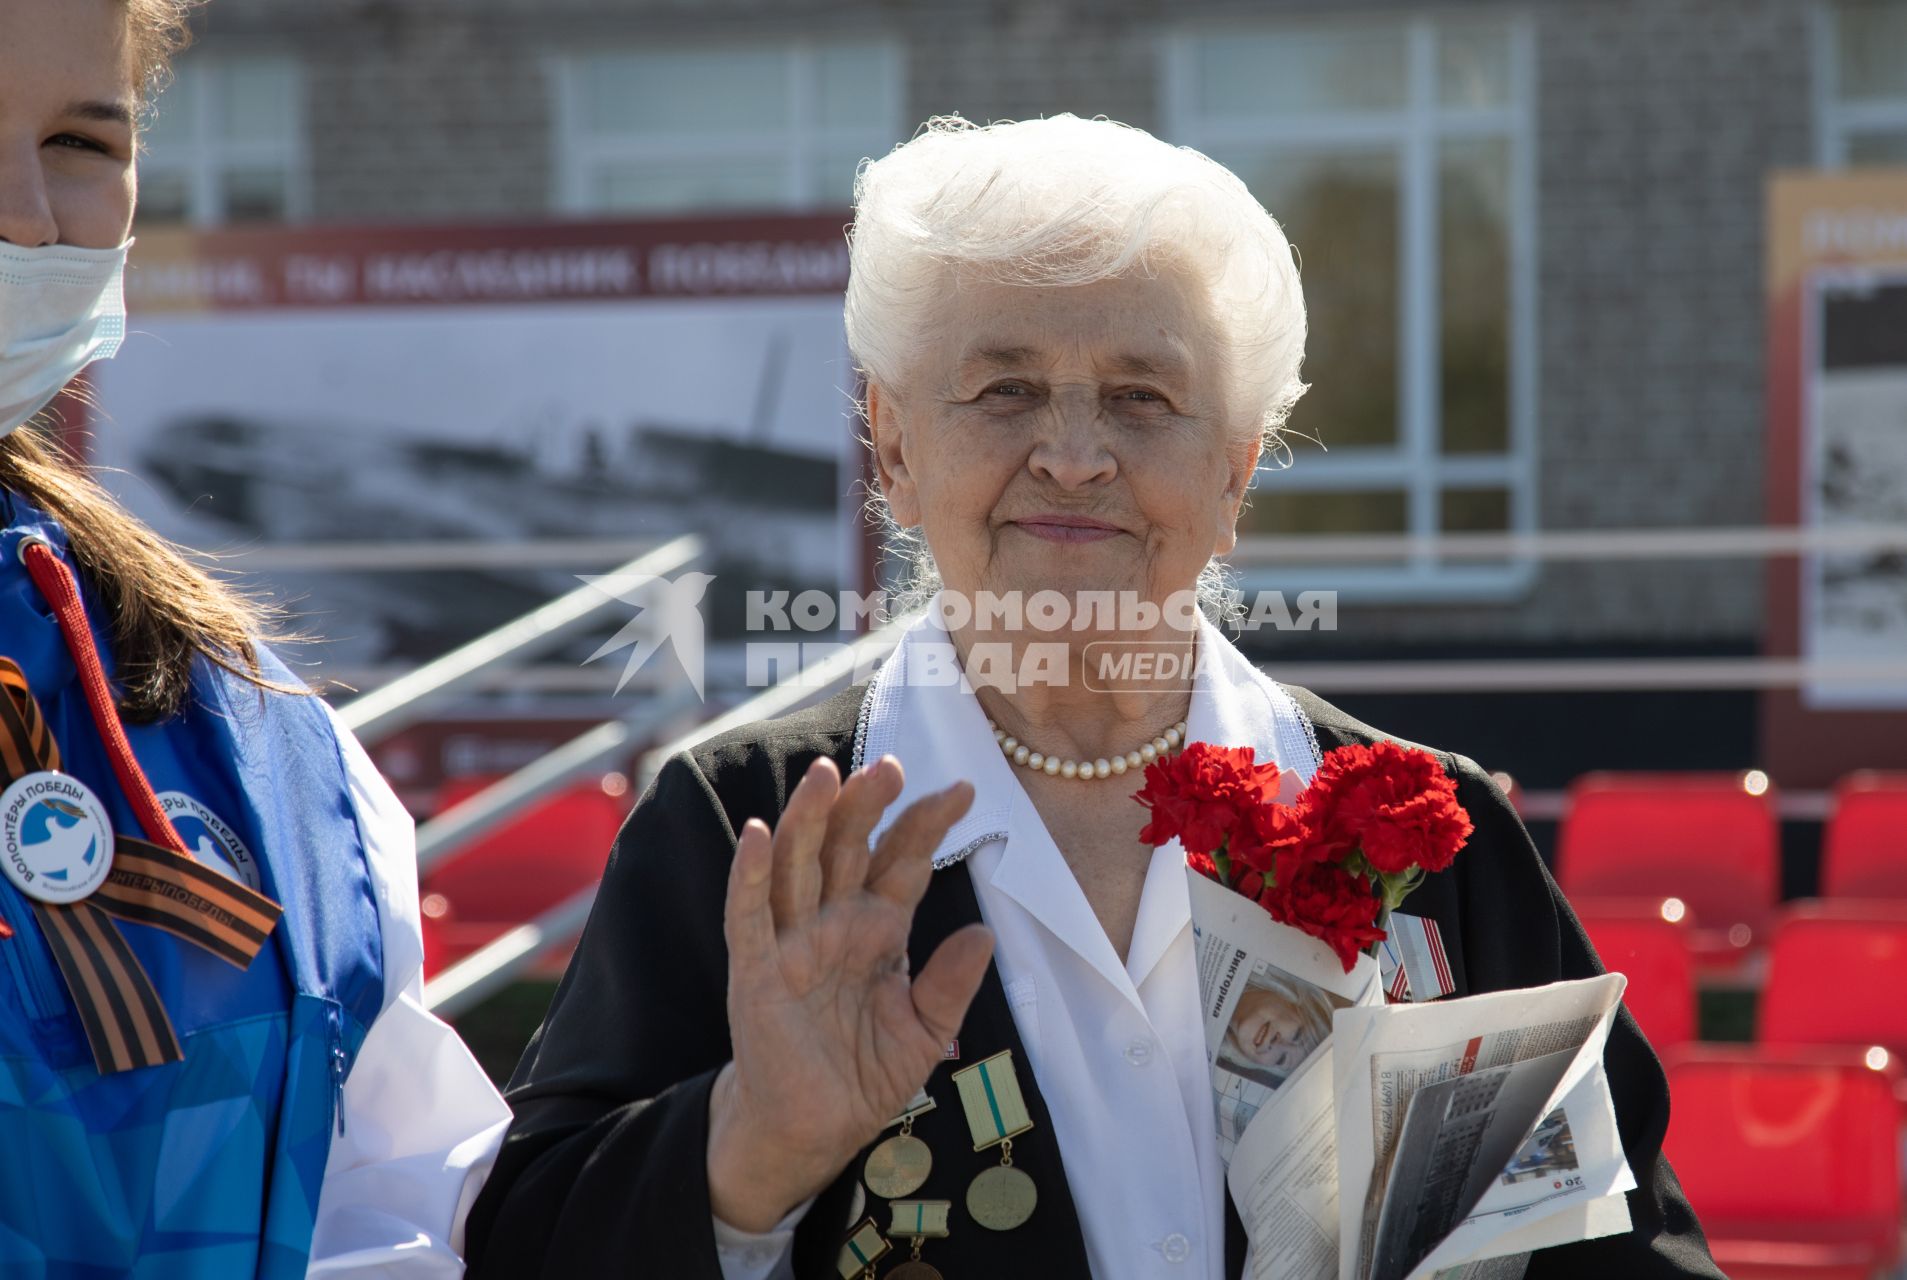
[215,537,676,572]
[221,523,1907,572]
[320,653,1907,698]
[271,529,713,1012]
[334,534,703,741]
[1229,522,1907,564]
[414,690,702,878]
[1255,655,1907,694]
[422,621,907,1019]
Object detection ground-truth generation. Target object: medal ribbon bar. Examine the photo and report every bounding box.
[951,1050,1034,1151]
[886,1200,952,1239]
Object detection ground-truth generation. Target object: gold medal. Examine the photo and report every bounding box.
[864,1132,932,1200]
[966,1157,1038,1231]
[864,1088,937,1200]
[886,1199,950,1278]
[950,1049,1038,1231]
[884,1263,943,1280]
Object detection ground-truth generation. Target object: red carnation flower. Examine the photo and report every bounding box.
[1299,741,1473,876]
[1139,736,1472,972]
[1134,743,1284,858]
[1261,861,1389,971]
[1235,799,1318,889]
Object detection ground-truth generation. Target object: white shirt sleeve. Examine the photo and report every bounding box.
[711,1199,810,1280]
[306,704,513,1278]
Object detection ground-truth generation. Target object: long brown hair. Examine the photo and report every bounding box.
[0,0,310,724]
[1,424,311,722]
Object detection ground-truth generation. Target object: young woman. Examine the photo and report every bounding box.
[0,1,509,1274]
[1220,973,1337,1088]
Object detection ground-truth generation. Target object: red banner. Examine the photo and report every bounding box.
[125,213,851,313]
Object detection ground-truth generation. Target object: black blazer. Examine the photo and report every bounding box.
[463,684,1723,1279]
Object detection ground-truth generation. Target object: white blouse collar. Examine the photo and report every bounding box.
[854,599,1324,999]
[855,597,1324,871]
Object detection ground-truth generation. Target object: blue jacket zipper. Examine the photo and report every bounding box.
[0,889,64,1024]
[327,1001,349,1137]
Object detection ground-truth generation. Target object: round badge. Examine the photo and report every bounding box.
[156,790,259,890]
[1,771,115,904]
[883,1263,943,1280]
[966,1164,1038,1231]
[863,1133,933,1200]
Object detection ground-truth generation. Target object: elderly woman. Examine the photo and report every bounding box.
[464,116,1721,1280]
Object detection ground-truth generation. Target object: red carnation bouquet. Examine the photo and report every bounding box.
[1135,740,1474,971]
[1134,741,1640,1277]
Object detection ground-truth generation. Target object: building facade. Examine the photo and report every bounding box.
[141,0,1907,787]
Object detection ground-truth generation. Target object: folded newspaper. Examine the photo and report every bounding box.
[1188,870,1636,1280]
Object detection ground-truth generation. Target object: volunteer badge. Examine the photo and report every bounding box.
[157,790,261,890]
[1,771,115,904]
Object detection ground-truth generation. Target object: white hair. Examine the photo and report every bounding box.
[846,114,1309,620]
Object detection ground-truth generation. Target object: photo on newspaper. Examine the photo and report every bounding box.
[1187,870,1383,1164]
[1500,1109,1579,1186]
[1214,961,1356,1153]
[1185,873,1635,1280]
[1333,973,1638,1280]
[1365,1045,1577,1280]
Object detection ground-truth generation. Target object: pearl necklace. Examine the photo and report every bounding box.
[988,718,1187,781]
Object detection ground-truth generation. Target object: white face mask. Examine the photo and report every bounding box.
[0,239,132,437]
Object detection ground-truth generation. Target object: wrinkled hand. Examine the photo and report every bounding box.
[707,755,995,1232]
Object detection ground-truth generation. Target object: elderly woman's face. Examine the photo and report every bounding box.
[871,269,1258,623]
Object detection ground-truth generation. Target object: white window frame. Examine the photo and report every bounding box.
[1812,1,1907,165]
[549,39,904,215]
[139,54,309,228]
[1163,14,1539,603]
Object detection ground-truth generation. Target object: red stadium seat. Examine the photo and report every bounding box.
[1759,904,1907,1064]
[1557,773,1779,968]
[419,776,631,976]
[1823,772,1907,901]
[1575,899,1696,1051]
[1663,1046,1903,1280]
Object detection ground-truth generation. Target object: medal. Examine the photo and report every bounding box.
[966,1162,1038,1232]
[864,1088,937,1200]
[837,1217,890,1279]
[950,1049,1038,1231]
[885,1199,950,1279]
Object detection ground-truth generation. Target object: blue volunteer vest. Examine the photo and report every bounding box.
[0,490,386,1278]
